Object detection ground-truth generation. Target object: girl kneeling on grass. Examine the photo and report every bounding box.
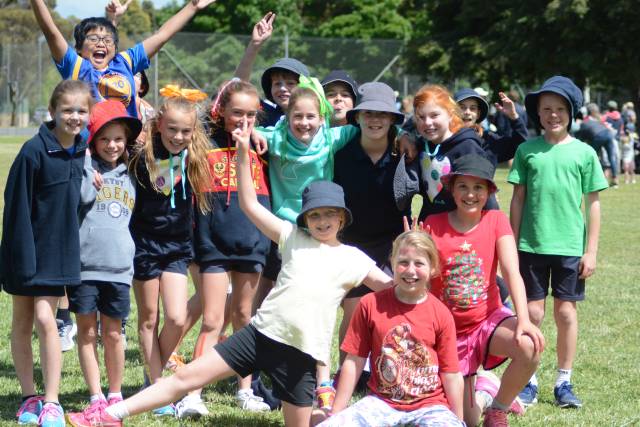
[423,153,545,427]
[102,120,393,427]
[314,230,465,427]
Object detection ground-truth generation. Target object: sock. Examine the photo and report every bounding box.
[237,388,252,396]
[107,392,123,401]
[21,395,36,402]
[556,369,571,387]
[90,393,105,403]
[105,402,129,420]
[490,399,510,412]
[56,308,71,324]
[529,373,538,387]
[476,390,493,411]
[319,380,333,388]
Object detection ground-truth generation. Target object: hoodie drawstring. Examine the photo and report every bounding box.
[226,135,232,207]
[168,150,188,209]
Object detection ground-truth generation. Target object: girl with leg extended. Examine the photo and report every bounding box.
[1,80,93,427]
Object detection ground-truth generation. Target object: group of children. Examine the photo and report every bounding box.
[0,4,609,427]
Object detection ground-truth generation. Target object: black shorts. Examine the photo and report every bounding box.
[133,234,192,280]
[215,324,316,406]
[261,241,281,281]
[3,283,66,298]
[200,260,263,274]
[519,251,585,301]
[67,281,131,319]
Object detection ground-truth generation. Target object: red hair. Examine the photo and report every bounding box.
[413,84,463,134]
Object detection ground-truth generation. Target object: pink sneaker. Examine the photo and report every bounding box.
[509,396,526,416]
[483,407,509,427]
[66,400,108,427]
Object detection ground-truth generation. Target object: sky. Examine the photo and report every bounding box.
[55,0,174,19]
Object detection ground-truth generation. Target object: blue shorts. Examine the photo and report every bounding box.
[200,260,263,274]
[68,281,130,319]
[261,241,281,281]
[519,251,585,301]
[133,234,192,280]
[3,283,66,298]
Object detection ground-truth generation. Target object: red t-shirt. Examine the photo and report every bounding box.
[341,287,459,411]
[425,210,512,335]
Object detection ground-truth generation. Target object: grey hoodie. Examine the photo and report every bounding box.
[79,155,136,284]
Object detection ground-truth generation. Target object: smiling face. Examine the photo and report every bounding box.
[357,110,393,141]
[450,175,490,216]
[288,96,324,144]
[325,82,354,126]
[304,207,344,245]
[414,101,454,144]
[393,244,434,302]
[270,71,299,110]
[538,92,570,138]
[79,27,117,70]
[459,98,480,126]
[158,106,196,155]
[49,92,91,146]
[93,122,127,167]
[220,92,260,134]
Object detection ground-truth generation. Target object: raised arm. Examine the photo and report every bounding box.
[30,0,68,63]
[509,184,526,244]
[234,12,276,81]
[105,0,132,27]
[234,121,284,243]
[142,0,216,59]
[580,191,601,279]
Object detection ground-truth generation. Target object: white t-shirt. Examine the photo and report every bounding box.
[251,222,376,364]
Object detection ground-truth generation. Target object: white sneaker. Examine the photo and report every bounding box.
[58,321,77,352]
[176,394,209,419]
[236,389,270,412]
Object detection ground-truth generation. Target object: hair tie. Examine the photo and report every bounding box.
[160,84,208,102]
[210,77,241,119]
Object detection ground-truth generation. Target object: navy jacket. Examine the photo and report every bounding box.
[0,123,87,290]
[482,116,529,165]
[194,130,271,265]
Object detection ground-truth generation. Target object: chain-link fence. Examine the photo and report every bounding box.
[1,32,428,127]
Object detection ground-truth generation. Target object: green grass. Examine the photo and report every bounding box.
[0,136,639,426]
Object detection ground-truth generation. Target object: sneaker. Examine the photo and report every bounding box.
[175,394,209,419]
[152,404,175,417]
[37,402,65,427]
[236,389,270,412]
[518,381,538,406]
[16,396,44,425]
[315,384,336,410]
[58,321,77,352]
[483,407,509,427]
[509,397,526,416]
[107,396,123,406]
[67,410,122,427]
[165,353,185,372]
[554,381,582,408]
[66,399,107,427]
[251,375,281,410]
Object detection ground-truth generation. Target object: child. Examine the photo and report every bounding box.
[175,79,272,417]
[509,76,609,409]
[65,100,141,427]
[0,80,93,427]
[128,85,212,417]
[620,132,636,183]
[424,153,545,427]
[31,0,215,117]
[321,70,358,127]
[102,122,393,427]
[315,230,465,427]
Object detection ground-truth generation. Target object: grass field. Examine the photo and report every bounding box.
[0,135,639,426]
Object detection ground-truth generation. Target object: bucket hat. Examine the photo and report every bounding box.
[88,99,142,147]
[454,88,489,123]
[296,181,353,228]
[525,76,583,131]
[346,82,404,125]
[440,153,498,193]
[321,70,358,101]
[260,58,310,102]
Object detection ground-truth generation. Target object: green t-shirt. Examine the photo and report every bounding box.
[507,136,608,256]
[258,119,358,223]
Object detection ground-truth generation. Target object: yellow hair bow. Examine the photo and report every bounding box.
[159,84,208,102]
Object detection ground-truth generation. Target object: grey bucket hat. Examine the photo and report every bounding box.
[346,82,404,125]
[296,181,353,228]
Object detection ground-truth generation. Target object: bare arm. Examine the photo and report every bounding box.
[234,12,276,80]
[580,191,601,279]
[234,121,284,243]
[105,0,132,26]
[362,266,393,292]
[30,0,68,63]
[331,354,366,414]
[142,0,216,59]
[440,372,464,420]
[509,184,526,244]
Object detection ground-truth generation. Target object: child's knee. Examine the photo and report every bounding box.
[102,328,122,347]
[554,302,577,326]
[528,303,545,325]
[164,312,187,330]
[517,335,541,366]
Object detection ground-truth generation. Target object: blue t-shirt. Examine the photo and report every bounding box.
[55,44,150,118]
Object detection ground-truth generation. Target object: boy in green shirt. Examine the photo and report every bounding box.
[508,76,608,409]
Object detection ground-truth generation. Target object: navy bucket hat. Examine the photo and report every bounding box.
[321,70,358,102]
[525,76,583,131]
[260,58,310,102]
[296,181,353,228]
[440,154,498,193]
[346,82,404,126]
[454,88,490,123]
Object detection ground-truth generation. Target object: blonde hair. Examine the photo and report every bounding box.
[414,84,464,134]
[390,230,440,277]
[130,96,212,213]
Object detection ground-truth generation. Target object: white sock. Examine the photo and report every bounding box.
[237,388,252,396]
[107,392,123,401]
[529,373,538,386]
[105,402,129,420]
[90,393,105,403]
[555,369,571,387]
[476,390,493,411]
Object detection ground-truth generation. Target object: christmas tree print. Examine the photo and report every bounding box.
[443,240,487,309]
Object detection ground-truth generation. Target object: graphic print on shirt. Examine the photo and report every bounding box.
[376,324,440,403]
[154,157,183,196]
[95,177,135,218]
[97,72,132,107]
[422,154,451,202]
[207,148,269,195]
[442,240,486,309]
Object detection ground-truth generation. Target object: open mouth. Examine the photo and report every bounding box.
[92,50,107,62]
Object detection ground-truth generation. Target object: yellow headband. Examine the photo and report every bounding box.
[159,84,208,103]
